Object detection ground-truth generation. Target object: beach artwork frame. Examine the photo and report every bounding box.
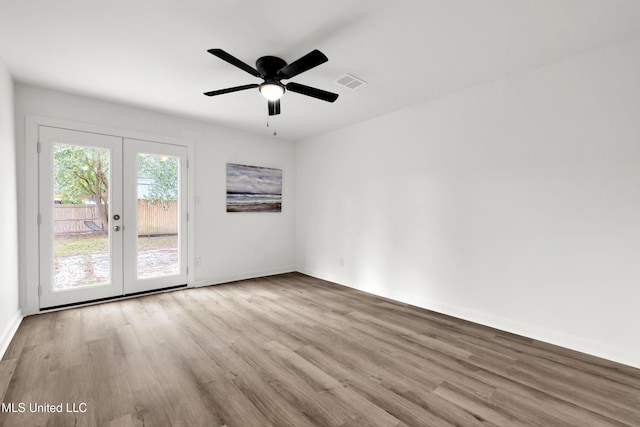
[226,163,282,212]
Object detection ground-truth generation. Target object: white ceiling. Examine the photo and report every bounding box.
[1,0,640,141]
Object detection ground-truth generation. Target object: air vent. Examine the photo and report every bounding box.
[336,73,367,90]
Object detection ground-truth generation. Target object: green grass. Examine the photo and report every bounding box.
[54,233,177,258]
[138,235,178,251]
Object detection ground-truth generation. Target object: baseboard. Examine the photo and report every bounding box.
[297,268,640,370]
[415,298,639,369]
[0,311,23,360]
[193,266,296,288]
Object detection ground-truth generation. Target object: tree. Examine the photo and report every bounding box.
[54,144,110,228]
[53,148,179,229]
[137,154,178,204]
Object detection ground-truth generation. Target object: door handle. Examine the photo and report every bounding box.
[113,225,121,232]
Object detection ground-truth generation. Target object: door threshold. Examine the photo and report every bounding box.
[39,284,188,312]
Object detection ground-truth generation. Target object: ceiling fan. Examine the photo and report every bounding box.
[203,49,339,116]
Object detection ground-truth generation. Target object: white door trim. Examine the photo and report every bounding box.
[24,115,196,315]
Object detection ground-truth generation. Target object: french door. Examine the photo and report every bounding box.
[38,126,188,308]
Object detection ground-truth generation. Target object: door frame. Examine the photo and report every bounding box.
[24,115,196,315]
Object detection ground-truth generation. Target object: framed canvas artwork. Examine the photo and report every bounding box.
[226,163,282,212]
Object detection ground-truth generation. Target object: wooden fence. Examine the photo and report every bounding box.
[53,201,178,235]
[54,205,102,234]
[137,200,178,235]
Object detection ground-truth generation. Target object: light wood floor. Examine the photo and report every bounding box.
[1,273,639,426]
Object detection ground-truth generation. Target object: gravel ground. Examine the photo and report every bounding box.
[54,249,179,289]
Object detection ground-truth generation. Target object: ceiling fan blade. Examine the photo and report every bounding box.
[285,82,339,102]
[268,99,281,116]
[203,84,258,97]
[277,49,328,79]
[208,49,262,78]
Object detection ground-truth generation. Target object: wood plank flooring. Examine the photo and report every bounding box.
[1,272,639,426]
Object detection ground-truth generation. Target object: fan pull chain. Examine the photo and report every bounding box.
[267,114,277,136]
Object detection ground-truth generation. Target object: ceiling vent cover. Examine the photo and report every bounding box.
[336,73,366,90]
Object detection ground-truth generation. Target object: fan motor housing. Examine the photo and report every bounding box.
[256,56,287,78]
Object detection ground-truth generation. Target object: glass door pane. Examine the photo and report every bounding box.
[53,143,111,289]
[136,153,180,279]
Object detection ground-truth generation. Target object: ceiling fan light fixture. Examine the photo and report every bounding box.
[259,83,285,101]
[204,49,339,116]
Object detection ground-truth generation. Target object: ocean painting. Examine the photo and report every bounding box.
[226,163,282,212]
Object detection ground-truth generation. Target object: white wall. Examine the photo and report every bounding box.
[296,39,640,368]
[0,56,21,358]
[15,84,296,313]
